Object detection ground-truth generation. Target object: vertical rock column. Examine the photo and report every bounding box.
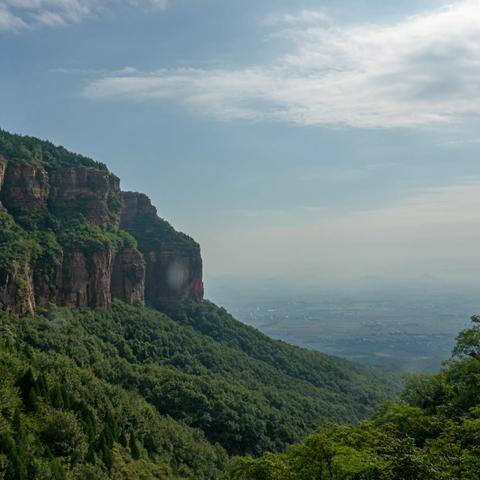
[0,159,6,196]
[0,162,42,314]
[111,246,145,305]
[120,191,204,310]
[46,165,122,309]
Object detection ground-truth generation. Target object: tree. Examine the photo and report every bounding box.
[50,458,67,480]
[41,410,87,461]
[129,432,141,460]
[17,369,38,411]
[98,433,113,470]
[453,315,480,360]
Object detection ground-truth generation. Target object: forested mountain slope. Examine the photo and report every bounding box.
[0,301,397,478]
[230,316,480,480]
[0,129,398,479]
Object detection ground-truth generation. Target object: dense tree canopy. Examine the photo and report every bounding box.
[229,316,480,480]
[0,299,398,479]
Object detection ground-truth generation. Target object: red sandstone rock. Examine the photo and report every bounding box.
[111,246,145,305]
[0,263,35,315]
[120,191,204,309]
[49,166,118,226]
[1,163,49,212]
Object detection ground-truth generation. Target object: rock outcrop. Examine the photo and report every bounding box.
[0,159,137,312]
[111,246,145,305]
[48,166,120,226]
[60,248,115,309]
[0,131,202,314]
[0,159,6,196]
[1,163,49,213]
[121,192,204,310]
[0,261,35,315]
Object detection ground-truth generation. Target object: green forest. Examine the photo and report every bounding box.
[230,316,480,479]
[1,303,480,479]
[0,301,397,479]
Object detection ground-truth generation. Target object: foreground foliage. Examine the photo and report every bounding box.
[230,316,480,479]
[0,301,396,479]
[0,322,227,479]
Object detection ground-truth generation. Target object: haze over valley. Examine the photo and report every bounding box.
[210,278,479,372]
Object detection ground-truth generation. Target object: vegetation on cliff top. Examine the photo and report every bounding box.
[120,192,199,252]
[0,129,106,171]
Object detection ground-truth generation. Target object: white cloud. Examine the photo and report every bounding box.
[202,180,480,278]
[85,1,480,128]
[0,0,168,31]
[0,4,27,31]
[128,0,167,9]
[264,9,330,26]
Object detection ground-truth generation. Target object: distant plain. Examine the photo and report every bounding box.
[209,278,480,372]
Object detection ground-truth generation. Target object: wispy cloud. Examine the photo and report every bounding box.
[85,1,480,129]
[0,0,168,31]
[264,9,330,27]
[0,4,27,31]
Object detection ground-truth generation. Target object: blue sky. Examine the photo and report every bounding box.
[2,0,480,290]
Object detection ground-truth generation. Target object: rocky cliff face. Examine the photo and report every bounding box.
[111,246,145,306]
[0,158,139,313]
[0,159,7,201]
[0,260,36,315]
[1,163,49,213]
[0,131,203,314]
[121,192,204,310]
[59,248,115,309]
[49,166,120,226]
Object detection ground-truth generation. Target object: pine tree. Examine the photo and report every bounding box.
[98,432,113,470]
[17,369,36,404]
[25,388,38,412]
[129,431,140,460]
[49,385,64,409]
[86,445,96,464]
[60,386,71,409]
[12,409,21,434]
[119,431,128,448]
[36,373,49,397]
[50,458,67,480]
[105,409,119,442]
[8,446,28,480]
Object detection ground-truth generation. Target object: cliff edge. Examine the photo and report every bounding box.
[0,129,203,314]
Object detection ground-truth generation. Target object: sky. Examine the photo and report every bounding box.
[2,0,480,293]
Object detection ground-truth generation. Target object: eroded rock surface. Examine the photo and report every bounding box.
[121,192,204,309]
